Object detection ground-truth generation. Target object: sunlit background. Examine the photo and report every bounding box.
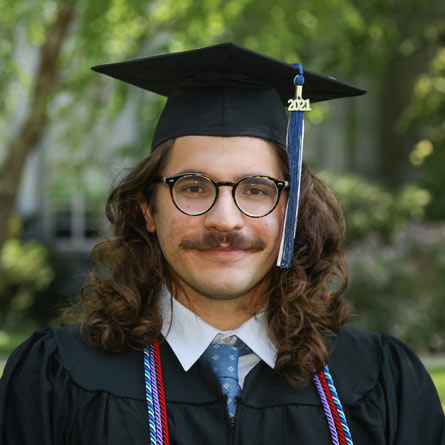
[0,0,444,404]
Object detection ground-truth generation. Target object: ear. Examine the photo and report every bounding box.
[140,202,156,233]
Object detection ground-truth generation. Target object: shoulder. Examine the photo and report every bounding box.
[328,325,436,405]
[1,327,58,379]
[332,324,431,371]
[1,326,145,399]
[327,326,414,402]
[330,324,423,366]
[330,324,387,367]
[330,327,445,442]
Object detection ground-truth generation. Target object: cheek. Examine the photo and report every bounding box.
[264,218,284,269]
[250,215,284,258]
[264,207,286,239]
[273,200,287,233]
[155,211,199,253]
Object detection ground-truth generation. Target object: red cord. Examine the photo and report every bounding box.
[318,370,347,445]
[154,340,170,444]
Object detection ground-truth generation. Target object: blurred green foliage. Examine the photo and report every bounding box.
[0,219,53,321]
[398,48,445,220]
[319,169,444,353]
[319,171,431,245]
[346,224,445,352]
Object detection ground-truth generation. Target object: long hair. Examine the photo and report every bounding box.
[267,145,350,385]
[61,138,351,387]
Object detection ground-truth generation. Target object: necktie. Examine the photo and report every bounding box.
[201,339,249,417]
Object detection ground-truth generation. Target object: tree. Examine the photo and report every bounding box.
[0,0,174,254]
[0,1,76,251]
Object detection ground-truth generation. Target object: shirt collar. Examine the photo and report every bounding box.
[159,286,277,372]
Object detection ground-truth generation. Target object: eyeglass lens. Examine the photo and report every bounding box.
[172,175,279,217]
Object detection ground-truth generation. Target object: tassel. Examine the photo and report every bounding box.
[277,64,310,268]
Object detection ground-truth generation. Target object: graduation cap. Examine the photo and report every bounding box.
[92,42,366,268]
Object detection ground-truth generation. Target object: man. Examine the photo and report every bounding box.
[1,43,444,444]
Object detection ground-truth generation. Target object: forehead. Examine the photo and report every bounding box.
[161,136,285,180]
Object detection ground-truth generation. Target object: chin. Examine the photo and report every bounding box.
[173,263,272,302]
[190,277,262,301]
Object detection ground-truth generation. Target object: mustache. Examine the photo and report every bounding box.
[180,232,266,251]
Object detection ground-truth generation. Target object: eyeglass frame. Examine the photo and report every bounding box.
[155,173,289,218]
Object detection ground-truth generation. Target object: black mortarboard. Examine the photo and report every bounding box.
[92,42,365,149]
[92,42,366,268]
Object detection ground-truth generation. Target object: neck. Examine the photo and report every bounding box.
[171,281,269,331]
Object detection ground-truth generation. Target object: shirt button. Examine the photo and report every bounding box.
[225,336,234,344]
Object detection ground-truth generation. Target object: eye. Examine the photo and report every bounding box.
[174,176,213,197]
[237,178,276,199]
[183,184,205,194]
[245,186,267,196]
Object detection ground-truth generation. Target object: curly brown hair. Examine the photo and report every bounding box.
[61,137,351,387]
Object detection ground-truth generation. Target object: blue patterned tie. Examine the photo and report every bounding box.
[201,340,248,417]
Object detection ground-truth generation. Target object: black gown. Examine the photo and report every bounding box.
[1,325,444,444]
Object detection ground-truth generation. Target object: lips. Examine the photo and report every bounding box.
[200,242,244,252]
[196,246,247,261]
[204,244,239,251]
[201,246,246,254]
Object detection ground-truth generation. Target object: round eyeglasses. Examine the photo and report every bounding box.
[156,173,289,218]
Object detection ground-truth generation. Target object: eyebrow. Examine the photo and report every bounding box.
[168,170,273,181]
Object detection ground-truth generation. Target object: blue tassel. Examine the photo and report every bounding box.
[277,64,306,268]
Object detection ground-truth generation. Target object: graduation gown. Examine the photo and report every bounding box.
[1,325,444,444]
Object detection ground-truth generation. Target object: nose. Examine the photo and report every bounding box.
[203,187,245,231]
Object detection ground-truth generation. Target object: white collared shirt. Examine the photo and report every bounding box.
[159,287,277,388]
